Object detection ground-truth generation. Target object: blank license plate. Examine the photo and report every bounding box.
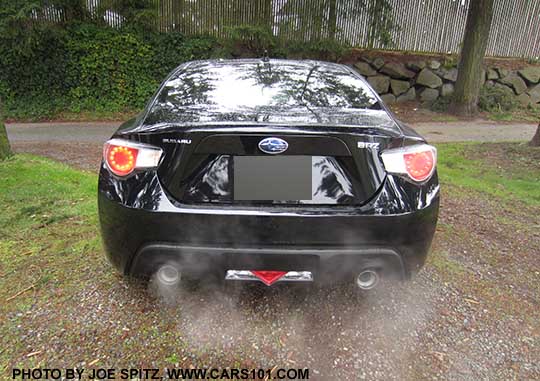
[234,156,312,201]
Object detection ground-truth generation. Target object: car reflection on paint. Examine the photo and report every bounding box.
[98,59,439,290]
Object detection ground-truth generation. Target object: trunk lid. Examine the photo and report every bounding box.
[125,125,401,206]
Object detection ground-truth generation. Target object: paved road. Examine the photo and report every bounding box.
[6,122,120,143]
[6,120,538,144]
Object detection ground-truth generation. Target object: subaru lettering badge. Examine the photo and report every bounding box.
[258,137,288,154]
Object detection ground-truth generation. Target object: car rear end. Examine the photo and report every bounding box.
[98,59,439,288]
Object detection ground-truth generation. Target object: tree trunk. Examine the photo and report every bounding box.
[530,124,540,147]
[0,98,11,160]
[451,0,495,116]
[328,0,337,40]
[0,120,11,160]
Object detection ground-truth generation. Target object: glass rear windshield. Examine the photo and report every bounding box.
[143,60,396,130]
[159,61,380,110]
[159,63,377,109]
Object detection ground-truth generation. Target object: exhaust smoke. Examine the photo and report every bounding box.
[149,263,182,305]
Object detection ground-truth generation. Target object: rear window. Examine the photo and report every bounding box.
[143,60,397,130]
[158,61,380,110]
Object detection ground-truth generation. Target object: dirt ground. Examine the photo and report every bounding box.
[11,141,103,172]
[3,141,539,380]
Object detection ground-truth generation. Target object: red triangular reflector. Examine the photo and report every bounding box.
[251,271,287,286]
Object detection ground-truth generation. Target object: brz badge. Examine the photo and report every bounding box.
[258,137,288,154]
[357,142,380,149]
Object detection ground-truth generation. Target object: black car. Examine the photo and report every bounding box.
[98,59,439,290]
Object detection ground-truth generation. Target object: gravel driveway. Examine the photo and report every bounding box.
[8,184,539,380]
[3,122,539,380]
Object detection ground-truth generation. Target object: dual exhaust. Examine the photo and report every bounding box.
[355,269,380,290]
[154,264,380,290]
[155,264,181,286]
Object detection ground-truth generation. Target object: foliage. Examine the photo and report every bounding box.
[429,96,452,113]
[286,38,349,61]
[65,24,156,112]
[224,24,277,57]
[47,0,88,21]
[478,85,519,113]
[442,56,458,69]
[0,20,221,119]
[366,0,399,48]
[0,0,398,120]
[223,24,348,61]
[95,0,157,32]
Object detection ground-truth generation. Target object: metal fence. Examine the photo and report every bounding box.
[34,0,540,58]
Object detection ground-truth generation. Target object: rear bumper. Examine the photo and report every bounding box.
[132,244,406,283]
[98,168,439,282]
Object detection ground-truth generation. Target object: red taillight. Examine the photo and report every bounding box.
[404,150,435,181]
[106,145,139,176]
[381,144,437,183]
[103,139,163,177]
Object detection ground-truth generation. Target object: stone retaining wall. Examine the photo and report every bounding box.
[351,58,540,107]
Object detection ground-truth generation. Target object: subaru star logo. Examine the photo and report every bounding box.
[258,137,288,154]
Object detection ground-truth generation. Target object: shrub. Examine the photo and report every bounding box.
[224,24,277,57]
[430,96,452,113]
[145,32,221,80]
[0,21,222,119]
[0,18,352,120]
[0,23,70,118]
[478,85,519,113]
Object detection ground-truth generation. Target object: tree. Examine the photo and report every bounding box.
[0,116,11,160]
[366,0,397,49]
[451,0,495,116]
[0,95,11,159]
[530,124,540,147]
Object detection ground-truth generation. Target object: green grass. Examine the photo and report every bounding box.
[485,106,540,123]
[436,142,540,206]
[0,155,104,367]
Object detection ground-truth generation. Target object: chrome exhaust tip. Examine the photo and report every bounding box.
[356,270,379,290]
[156,264,181,286]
